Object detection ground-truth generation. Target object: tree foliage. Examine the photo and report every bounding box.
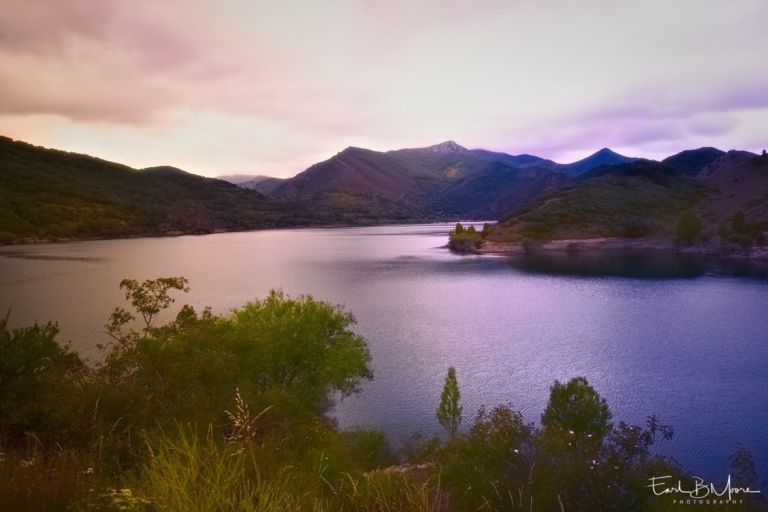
[0,314,83,444]
[98,280,372,432]
[675,210,702,243]
[106,276,190,342]
[436,366,462,439]
[448,223,482,251]
[541,376,613,449]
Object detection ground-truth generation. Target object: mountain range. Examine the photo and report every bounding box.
[484,148,768,249]
[226,141,643,219]
[2,134,766,246]
[218,174,287,194]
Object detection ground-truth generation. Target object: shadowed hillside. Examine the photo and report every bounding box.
[560,147,637,175]
[0,137,295,243]
[487,161,706,242]
[481,150,768,254]
[272,141,579,219]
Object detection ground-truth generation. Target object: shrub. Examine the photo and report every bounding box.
[0,316,85,445]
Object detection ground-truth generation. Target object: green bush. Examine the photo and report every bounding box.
[0,316,85,446]
[99,283,372,436]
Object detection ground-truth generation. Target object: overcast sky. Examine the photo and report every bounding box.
[1,0,766,178]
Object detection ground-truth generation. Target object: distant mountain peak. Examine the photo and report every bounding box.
[563,148,636,174]
[399,140,467,154]
[432,140,466,152]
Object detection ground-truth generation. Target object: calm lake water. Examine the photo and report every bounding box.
[1,224,767,479]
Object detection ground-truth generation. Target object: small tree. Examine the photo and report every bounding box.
[106,276,190,343]
[437,366,463,439]
[541,377,612,450]
[675,211,701,244]
[454,223,464,234]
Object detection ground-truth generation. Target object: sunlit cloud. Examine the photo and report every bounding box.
[0,0,766,177]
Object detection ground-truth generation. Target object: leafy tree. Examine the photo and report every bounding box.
[675,210,702,243]
[541,377,612,450]
[99,284,372,433]
[436,366,462,439]
[438,404,534,510]
[106,276,190,342]
[449,224,482,251]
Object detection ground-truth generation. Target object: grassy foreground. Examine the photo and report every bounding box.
[0,277,764,511]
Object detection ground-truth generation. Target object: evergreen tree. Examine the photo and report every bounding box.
[437,366,462,439]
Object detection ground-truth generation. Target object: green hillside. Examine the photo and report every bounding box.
[0,137,294,243]
[487,161,707,243]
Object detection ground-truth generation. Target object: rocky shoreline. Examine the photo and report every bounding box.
[475,237,768,262]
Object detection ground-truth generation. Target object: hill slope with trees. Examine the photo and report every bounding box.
[478,151,768,258]
[0,137,303,243]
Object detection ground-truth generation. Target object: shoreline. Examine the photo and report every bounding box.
[474,237,768,262]
[0,218,463,247]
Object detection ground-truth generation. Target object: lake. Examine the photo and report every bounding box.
[1,223,766,479]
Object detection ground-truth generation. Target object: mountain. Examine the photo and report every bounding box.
[483,150,768,248]
[215,173,257,185]
[430,161,568,218]
[240,176,285,194]
[697,150,768,226]
[661,147,725,176]
[561,148,637,175]
[0,137,296,243]
[578,159,673,181]
[6,134,761,248]
[219,174,287,194]
[488,160,705,242]
[273,141,564,218]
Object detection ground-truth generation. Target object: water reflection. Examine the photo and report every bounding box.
[505,251,768,279]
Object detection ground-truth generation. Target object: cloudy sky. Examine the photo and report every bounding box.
[1,0,766,178]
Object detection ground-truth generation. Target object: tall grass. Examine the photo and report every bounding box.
[130,428,330,512]
[339,469,449,512]
[0,443,96,512]
[123,428,448,512]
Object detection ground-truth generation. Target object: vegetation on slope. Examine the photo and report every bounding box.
[483,152,768,256]
[0,137,302,244]
[487,162,707,243]
[273,142,570,220]
[2,276,764,511]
